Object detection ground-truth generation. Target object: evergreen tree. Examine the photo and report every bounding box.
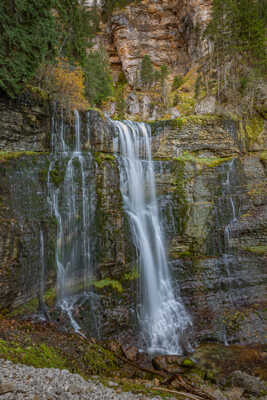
[0,0,58,96]
[140,55,154,87]
[205,0,266,102]
[56,0,99,63]
[83,50,113,106]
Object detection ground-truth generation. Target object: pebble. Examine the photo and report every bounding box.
[0,359,161,400]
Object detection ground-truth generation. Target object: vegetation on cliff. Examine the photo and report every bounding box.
[0,0,112,110]
[204,0,266,113]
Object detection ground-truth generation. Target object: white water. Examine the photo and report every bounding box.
[112,120,192,355]
[48,110,95,334]
[221,159,239,344]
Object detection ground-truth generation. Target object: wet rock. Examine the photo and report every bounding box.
[152,355,184,373]
[230,370,267,395]
[224,387,244,400]
[122,345,139,361]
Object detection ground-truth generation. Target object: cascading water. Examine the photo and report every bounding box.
[112,120,192,355]
[48,109,97,334]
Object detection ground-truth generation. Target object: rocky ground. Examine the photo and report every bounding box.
[0,318,266,400]
[0,359,163,400]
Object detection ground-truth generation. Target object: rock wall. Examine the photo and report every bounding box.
[0,99,266,348]
[101,0,211,84]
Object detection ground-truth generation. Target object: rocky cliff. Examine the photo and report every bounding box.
[100,0,211,84]
[0,95,266,348]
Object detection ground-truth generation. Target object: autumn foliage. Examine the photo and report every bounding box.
[44,58,89,112]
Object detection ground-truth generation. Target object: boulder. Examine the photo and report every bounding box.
[152,355,184,373]
[195,96,216,114]
[230,370,267,395]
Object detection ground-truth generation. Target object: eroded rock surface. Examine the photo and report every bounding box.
[0,102,266,347]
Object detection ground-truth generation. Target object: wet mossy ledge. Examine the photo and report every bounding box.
[175,152,234,168]
[0,151,48,162]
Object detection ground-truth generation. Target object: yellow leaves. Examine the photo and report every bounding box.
[44,58,89,112]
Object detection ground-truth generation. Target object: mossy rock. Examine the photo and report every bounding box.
[0,339,66,369]
[181,358,196,368]
[243,246,267,255]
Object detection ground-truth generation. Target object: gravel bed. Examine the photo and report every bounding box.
[0,359,166,400]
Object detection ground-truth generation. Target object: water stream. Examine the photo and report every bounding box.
[112,120,192,355]
[48,110,96,334]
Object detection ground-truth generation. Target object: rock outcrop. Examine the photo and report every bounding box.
[101,0,211,85]
[0,96,266,347]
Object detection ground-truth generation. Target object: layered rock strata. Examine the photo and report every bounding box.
[0,98,266,347]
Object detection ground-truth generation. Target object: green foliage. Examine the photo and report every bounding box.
[124,267,139,280]
[173,94,179,106]
[159,65,168,83]
[83,343,119,375]
[205,0,266,104]
[0,0,58,96]
[140,55,154,87]
[83,50,113,106]
[172,75,184,91]
[101,0,140,22]
[0,339,66,369]
[56,0,99,63]
[92,278,123,293]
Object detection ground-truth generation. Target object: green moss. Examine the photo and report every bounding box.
[94,152,115,167]
[245,117,264,145]
[82,344,119,375]
[124,267,139,281]
[0,151,44,162]
[182,358,196,368]
[44,288,57,307]
[0,339,66,369]
[243,246,267,255]
[222,311,247,336]
[172,160,188,235]
[92,278,123,293]
[175,151,233,168]
[39,167,49,183]
[260,151,267,161]
[49,162,65,187]
[8,297,39,317]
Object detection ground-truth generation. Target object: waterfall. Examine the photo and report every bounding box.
[38,228,46,319]
[112,120,192,355]
[48,109,96,334]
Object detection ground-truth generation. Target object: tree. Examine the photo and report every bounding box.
[44,58,89,111]
[140,55,154,87]
[205,0,266,101]
[83,50,113,106]
[55,0,99,64]
[0,0,58,96]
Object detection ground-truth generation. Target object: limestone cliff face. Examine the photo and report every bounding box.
[101,0,211,85]
[0,99,266,346]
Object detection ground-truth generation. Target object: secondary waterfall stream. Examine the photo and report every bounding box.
[112,120,192,355]
[48,110,97,335]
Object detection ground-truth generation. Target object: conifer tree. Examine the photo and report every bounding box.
[140,55,154,87]
[0,0,58,96]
